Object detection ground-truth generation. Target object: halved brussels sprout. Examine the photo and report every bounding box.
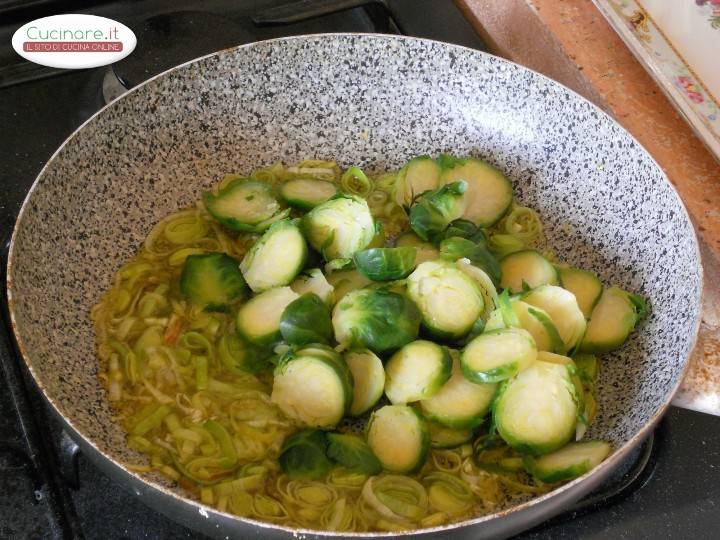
[302,194,375,260]
[393,155,441,207]
[523,440,611,483]
[332,288,421,353]
[279,429,332,480]
[179,253,245,312]
[523,285,587,352]
[494,360,580,455]
[421,355,496,429]
[484,298,564,353]
[406,260,484,340]
[367,405,430,473]
[290,268,335,305]
[271,345,353,428]
[499,250,558,293]
[326,433,382,474]
[384,340,452,404]
[439,236,501,286]
[280,178,338,210]
[279,292,333,345]
[203,179,289,232]
[580,286,647,353]
[409,181,468,241]
[239,219,307,292]
[353,247,417,281]
[557,266,603,318]
[461,327,537,383]
[235,286,299,345]
[345,349,385,416]
[436,155,513,227]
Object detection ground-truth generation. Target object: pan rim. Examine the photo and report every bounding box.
[5,32,704,537]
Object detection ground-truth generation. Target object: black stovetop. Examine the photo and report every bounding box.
[1,1,719,538]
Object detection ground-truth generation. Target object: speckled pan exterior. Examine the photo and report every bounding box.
[7,35,701,538]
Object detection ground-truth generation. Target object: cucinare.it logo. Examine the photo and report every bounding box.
[12,14,136,69]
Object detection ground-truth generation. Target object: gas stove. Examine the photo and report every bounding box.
[1,1,719,538]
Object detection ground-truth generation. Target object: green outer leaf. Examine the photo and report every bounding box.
[435,154,467,170]
[332,288,421,354]
[409,181,468,241]
[353,247,417,281]
[280,293,333,345]
[573,353,599,387]
[629,293,649,323]
[278,429,332,480]
[326,433,382,474]
[179,253,245,312]
[439,237,501,286]
[527,306,566,354]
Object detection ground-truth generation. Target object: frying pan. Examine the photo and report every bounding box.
[6,34,702,538]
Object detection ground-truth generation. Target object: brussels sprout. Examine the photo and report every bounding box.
[236,286,299,345]
[436,155,513,227]
[409,181,468,241]
[280,293,333,345]
[179,253,245,312]
[271,345,353,428]
[406,260,484,340]
[461,327,537,383]
[279,429,332,480]
[393,155,442,207]
[332,288,421,353]
[302,194,375,260]
[353,247,417,281]
[499,250,558,293]
[439,236,501,286]
[484,298,564,353]
[217,332,272,375]
[290,268,335,305]
[523,440,611,483]
[420,355,496,429]
[384,340,452,404]
[523,285,586,352]
[580,287,647,353]
[326,433,382,474]
[203,179,289,233]
[280,178,338,210]
[493,361,580,455]
[366,405,430,473]
[345,349,385,416]
[239,219,307,292]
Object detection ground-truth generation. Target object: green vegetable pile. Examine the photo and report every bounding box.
[93,156,647,532]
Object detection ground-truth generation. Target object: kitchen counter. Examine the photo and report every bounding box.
[456,0,720,415]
